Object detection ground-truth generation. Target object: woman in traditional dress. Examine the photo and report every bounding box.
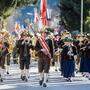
[80,39,90,79]
[61,38,76,82]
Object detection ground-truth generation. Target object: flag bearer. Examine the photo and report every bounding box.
[35,31,52,87]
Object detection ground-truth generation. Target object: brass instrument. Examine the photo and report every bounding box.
[54,48,62,61]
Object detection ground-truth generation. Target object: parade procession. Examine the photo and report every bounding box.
[0,0,90,89]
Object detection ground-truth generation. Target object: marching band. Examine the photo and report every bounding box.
[0,30,90,88]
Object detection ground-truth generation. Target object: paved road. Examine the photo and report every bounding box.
[0,61,90,90]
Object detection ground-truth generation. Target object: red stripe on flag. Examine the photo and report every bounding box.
[40,0,47,26]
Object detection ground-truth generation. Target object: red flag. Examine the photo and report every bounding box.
[40,0,47,26]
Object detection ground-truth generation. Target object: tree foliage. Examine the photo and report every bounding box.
[60,0,90,33]
[83,0,90,33]
[0,0,38,19]
[60,0,81,31]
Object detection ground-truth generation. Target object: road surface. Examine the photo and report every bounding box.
[0,61,90,90]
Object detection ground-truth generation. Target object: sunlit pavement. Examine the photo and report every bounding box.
[0,61,90,90]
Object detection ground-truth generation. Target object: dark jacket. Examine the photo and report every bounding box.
[16,39,33,60]
[84,43,90,58]
[35,38,53,59]
[54,38,64,50]
[61,45,76,60]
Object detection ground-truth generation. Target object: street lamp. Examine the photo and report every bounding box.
[81,0,83,35]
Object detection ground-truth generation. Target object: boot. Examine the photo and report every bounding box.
[39,79,43,86]
[24,76,28,82]
[7,71,9,74]
[43,83,47,87]
[66,77,72,82]
[0,78,3,82]
[21,75,25,81]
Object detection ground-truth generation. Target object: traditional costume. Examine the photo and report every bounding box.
[61,38,76,81]
[80,41,90,79]
[16,32,34,82]
[35,32,52,87]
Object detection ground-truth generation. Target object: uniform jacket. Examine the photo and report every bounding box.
[16,39,33,60]
[61,45,77,60]
[35,38,53,59]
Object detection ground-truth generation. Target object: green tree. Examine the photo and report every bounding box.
[84,0,90,33]
[60,0,90,33]
[0,0,38,19]
[60,0,81,32]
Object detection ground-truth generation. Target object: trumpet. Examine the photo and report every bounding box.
[54,48,62,56]
[80,46,86,50]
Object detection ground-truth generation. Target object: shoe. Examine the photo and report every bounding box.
[0,78,3,82]
[24,77,28,82]
[55,69,58,71]
[21,75,23,79]
[66,78,72,82]
[13,60,18,64]
[82,73,85,77]
[7,72,9,74]
[76,70,79,73]
[28,76,30,78]
[69,79,72,82]
[39,80,43,86]
[46,79,48,82]
[43,83,47,87]
[52,61,55,66]
[21,76,25,81]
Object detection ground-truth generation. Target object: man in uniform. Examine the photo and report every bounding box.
[16,31,33,82]
[35,31,53,87]
[53,32,64,71]
[0,41,9,82]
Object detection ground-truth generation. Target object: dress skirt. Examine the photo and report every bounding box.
[80,57,90,73]
[61,59,75,78]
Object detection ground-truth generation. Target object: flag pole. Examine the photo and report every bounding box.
[81,0,83,35]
